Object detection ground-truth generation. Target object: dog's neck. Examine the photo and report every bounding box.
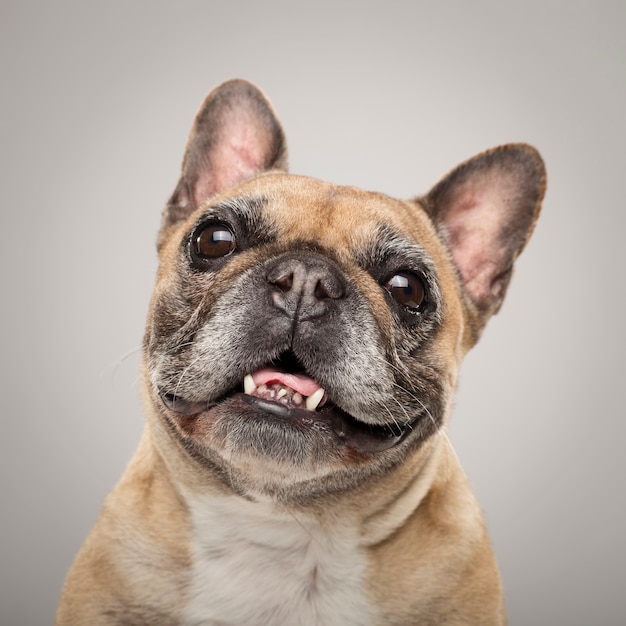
[179,489,375,625]
[173,434,451,625]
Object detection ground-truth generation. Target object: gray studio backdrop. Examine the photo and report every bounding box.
[2,1,624,624]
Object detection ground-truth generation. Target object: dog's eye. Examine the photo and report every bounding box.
[193,223,237,259]
[384,271,426,311]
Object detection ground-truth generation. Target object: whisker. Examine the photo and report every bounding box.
[174,351,205,398]
[381,354,440,431]
[100,345,143,386]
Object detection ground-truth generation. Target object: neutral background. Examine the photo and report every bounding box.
[2,1,624,624]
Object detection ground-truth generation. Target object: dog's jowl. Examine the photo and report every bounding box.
[55,80,546,625]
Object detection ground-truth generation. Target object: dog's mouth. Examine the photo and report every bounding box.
[158,352,415,454]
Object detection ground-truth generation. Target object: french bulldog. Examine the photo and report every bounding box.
[55,79,546,625]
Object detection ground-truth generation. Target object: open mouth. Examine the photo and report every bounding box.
[159,352,416,453]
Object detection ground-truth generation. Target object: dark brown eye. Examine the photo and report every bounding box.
[193,223,236,259]
[385,271,426,311]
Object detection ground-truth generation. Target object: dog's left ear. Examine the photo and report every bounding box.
[420,144,546,341]
[160,79,287,243]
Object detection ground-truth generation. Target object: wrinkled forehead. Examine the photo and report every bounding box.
[196,172,445,264]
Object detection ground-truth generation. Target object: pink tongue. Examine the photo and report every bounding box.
[251,368,322,397]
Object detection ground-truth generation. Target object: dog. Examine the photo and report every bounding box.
[55,79,546,625]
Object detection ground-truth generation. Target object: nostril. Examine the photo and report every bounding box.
[271,270,294,293]
[314,275,344,300]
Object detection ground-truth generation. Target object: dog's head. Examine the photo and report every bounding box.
[143,80,545,501]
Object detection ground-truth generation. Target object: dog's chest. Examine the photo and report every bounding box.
[182,495,375,626]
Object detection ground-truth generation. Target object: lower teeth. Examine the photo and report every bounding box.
[244,380,323,411]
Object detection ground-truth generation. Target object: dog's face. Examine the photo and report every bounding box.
[143,80,545,501]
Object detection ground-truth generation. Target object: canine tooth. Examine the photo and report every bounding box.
[244,375,256,395]
[306,388,325,412]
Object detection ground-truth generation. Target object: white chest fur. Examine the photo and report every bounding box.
[182,493,375,626]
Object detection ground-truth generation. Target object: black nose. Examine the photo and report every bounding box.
[266,254,346,320]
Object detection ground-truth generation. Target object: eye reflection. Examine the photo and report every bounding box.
[194,223,237,258]
[385,272,426,310]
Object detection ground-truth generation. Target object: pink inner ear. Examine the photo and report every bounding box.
[193,113,274,207]
[443,176,516,306]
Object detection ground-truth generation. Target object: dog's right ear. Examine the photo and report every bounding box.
[159,79,287,244]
